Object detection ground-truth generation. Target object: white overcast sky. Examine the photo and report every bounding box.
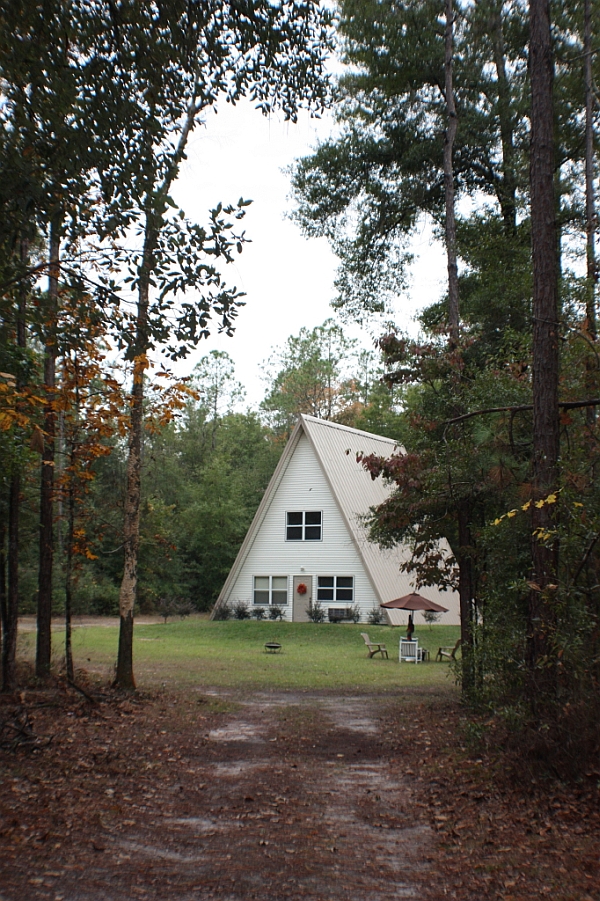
[171,98,447,408]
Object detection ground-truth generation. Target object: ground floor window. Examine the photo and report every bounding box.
[317,576,354,603]
[254,576,288,606]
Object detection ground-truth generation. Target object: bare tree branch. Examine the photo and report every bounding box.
[446,398,600,425]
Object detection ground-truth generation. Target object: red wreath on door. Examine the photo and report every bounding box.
[296,582,308,595]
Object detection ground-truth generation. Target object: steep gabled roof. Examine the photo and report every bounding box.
[213,414,415,615]
[300,416,417,604]
[300,414,398,531]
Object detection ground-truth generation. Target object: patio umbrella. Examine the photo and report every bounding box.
[380,593,448,632]
[380,592,448,613]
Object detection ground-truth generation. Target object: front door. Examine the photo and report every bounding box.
[292,575,312,622]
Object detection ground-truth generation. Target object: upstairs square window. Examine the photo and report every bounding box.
[286,511,322,541]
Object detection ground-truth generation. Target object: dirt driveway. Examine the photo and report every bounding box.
[0,686,440,901]
[1,685,598,901]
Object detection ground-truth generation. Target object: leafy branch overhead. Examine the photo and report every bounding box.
[115,199,253,361]
[0,0,336,691]
[91,0,337,690]
[289,0,531,321]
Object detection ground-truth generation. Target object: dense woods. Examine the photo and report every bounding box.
[290,0,600,771]
[1,0,600,773]
[0,0,335,689]
[0,333,399,615]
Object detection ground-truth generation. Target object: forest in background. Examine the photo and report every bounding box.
[4,322,402,618]
[1,0,600,772]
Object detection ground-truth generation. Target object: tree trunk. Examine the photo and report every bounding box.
[114,216,155,690]
[457,502,475,694]
[444,0,459,344]
[114,96,200,689]
[490,0,517,234]
[3,238,28,692]
[37,215,62,679]
[64,482,75,683]
[2,479,20,692]
[527,0,559,699]
[584,0,596,339]
[0,519,7,691]
[115,345,145,690]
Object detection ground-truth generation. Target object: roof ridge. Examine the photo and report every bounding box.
[300,414,399,445]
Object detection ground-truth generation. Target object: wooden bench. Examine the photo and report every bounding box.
[360,632,389,659]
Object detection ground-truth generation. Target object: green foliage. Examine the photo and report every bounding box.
[192,351,246,425]
[261,319,358,435]
[290,0,530,319]
[21,358,284,617]
[307,600,326,623]
[232,601,251,620]
[367,607,385,625]
[362,298,600,772]
[261,319,403,438]
[212,602,231,622]
[157,597,193,624]
[453,216,532,364]
[171,411,282,609]
[349,604,361,624]
[347,377,404,439]
[135,404,282,610]
[0,0,336,690]
[87,0,336,361]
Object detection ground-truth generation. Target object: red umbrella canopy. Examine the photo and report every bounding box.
[380,592,448,613]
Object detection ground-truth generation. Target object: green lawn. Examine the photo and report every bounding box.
[18,618,462,692]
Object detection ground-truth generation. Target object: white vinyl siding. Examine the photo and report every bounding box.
[226,434,377,614]
[216,417,461,625]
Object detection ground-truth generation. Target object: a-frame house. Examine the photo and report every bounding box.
[212,415,459,624]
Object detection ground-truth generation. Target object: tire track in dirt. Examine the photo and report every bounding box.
[1,691,437,901]
[92,692,434,900]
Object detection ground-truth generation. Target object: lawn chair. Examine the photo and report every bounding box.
[360,632,389,659]
[399,639,420,663]
[435,638,462,662]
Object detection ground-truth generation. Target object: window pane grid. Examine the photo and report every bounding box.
[317,576,354,604]
[286,511,322,541]
[254,576,289,606]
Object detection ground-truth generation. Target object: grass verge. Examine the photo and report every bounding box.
[18,618,461,692]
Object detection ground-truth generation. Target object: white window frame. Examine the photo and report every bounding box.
[285,510,323,541]
[253,575,289,606]
[317,576,354,604]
